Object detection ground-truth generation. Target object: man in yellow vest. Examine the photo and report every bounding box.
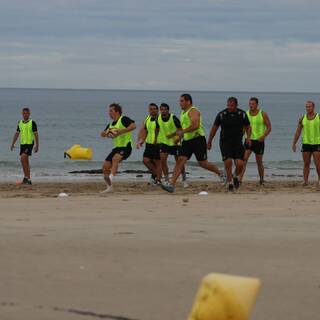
[158,103,188,187]
[10,107,39,185]
[162,94,225,193]
[101,103,136,193]
[137,103,162,185]
[239,97,272,185]
[292,100,320,187]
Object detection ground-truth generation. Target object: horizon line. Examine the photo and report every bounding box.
[0,87,319,95]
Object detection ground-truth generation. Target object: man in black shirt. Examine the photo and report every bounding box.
[208,97,251,191]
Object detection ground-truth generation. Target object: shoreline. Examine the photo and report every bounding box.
[1,180,319,198]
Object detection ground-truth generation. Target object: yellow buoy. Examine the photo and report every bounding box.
[64,144,93,160]
[188,273,261,320]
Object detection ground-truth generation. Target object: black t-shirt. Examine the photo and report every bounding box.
[160,114,182,129]
[17,120,38,132]
[105,116,134,131]
[214,108,250,144]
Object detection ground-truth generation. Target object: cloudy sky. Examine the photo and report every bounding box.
[0,0,319,91]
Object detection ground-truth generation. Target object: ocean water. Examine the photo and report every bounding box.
[0,88,319,182]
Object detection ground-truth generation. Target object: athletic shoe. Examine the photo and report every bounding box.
[233,175,240,189]
[148,174,156,185]
[22,177,32,185]
[183,180,189,188]
[161,183,175,193]
[152,179,162,186]
[219,173,227,186]
[100,185,114,194]
[228,184,234,192]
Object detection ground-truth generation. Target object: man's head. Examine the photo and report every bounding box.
[227,97,238,112]
[148,103,159,117]
[160,103,170,117]
[108,103,122,120]
[22,107,30,121]
[180,93,193,110]
[305,100,315,114]
[249,97,259,112]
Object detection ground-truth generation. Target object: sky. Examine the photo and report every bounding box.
[0,0,319,91]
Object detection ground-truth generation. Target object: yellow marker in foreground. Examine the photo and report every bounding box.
[188,273,261,320]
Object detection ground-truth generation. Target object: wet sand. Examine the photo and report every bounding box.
[1,181,320,319]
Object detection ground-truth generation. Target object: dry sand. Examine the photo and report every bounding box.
[1,181,320,320]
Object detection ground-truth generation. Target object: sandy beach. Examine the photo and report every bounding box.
[1,181,320,320]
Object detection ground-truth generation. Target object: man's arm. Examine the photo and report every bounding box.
[292,117,303,152]
[244,125,252,142]
[136,119,147,149]
[259,112,272,141]
[34,132,39,153]
[207,125,219,150]
[101,124,110,138]
[10,131,19,151]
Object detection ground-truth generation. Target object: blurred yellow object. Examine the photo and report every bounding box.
[64,144,93,160]
[188,273,261,320]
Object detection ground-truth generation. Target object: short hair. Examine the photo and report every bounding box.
[149,103,158,110]
[227,97,238,106]
[109,103,122,115]
[160,103,170,110]
[307,100,315,108]
[22,107,30,113]
[180,93,193,104]
[250,97,259,105]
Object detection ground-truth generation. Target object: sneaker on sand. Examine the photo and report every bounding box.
[100,185,114,194]
[228,184,234,192]
[219,173,227,186]
[161,183,175,193]
[233,175,240,189]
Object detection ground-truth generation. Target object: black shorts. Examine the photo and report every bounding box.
[244,140,265,155]
[159,143,180,156]
[220,141,245,161]
[301,144,320,153]
[105,146,132,162]
[179,136,207,161]
[143,143,160,160]
[20,144,34,156]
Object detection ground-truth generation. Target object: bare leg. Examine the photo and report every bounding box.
[143,157,158,176]
[102,160,112,186]
[255,154,264,182]
[20,153,30,179]
[302,152,312,185]
[176,155,187,183]
[154,159,162,181]
[171,156,188,186]
[160,152,169,180]
[111,153,123,176]
[224,158,233,184]
[239,149,252,182]
[198,160,222,176]
[235,159,244,176]
[312,152,320,186]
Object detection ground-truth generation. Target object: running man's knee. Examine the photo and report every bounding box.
[198,160,208,168]
[103,161,111,174]
[143,157,150,166]
[224,158,232,168]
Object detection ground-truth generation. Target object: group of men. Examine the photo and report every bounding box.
[11,94,320,191]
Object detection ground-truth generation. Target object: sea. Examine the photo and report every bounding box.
[1,88,319,182]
